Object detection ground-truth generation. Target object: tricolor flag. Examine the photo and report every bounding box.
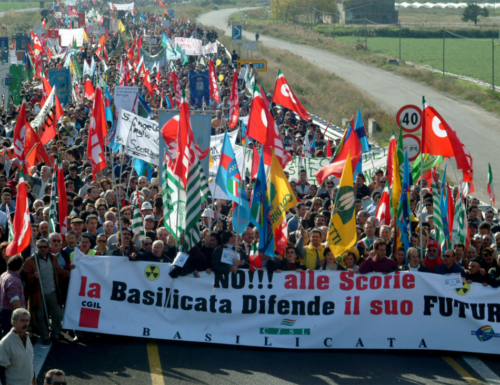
[488,163,495,206]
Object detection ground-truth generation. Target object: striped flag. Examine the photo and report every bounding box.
[183,160,211,251]
[5,206,13,244]
[131,187,145,240]
[488,163,495,206]
[431,170,444,250]
[162,158,186,243]
[48,166,58,234]
[452,181,467,246]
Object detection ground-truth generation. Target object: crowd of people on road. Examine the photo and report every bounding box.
[0,0,495,382]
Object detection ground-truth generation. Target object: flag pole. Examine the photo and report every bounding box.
[419,97,424,259]
[234,135,250,261]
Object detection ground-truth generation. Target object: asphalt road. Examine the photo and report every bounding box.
[198,7,500,204]
[40,334,500,384]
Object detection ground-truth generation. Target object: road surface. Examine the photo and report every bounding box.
[198,7,499,204]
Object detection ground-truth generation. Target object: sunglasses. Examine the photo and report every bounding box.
[98,240,107,243]
[38,246,48,249]
[143,242,152,246]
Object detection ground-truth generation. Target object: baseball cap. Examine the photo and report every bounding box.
[426,240,439,249]
[141,202,153,211]
[144,215,155,221]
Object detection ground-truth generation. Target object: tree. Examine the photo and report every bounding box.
[462,3,489,26]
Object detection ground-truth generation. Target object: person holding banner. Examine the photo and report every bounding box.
[211,231,242,274]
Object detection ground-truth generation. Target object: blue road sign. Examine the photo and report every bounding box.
[167,9,174,18]
[232,25,242,41]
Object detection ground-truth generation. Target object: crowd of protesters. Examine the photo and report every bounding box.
[0,2,493,377]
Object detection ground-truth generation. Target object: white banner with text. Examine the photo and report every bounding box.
[62,256,500,353]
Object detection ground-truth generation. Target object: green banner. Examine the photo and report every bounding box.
[8,65,22,106]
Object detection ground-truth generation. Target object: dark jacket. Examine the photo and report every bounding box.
[399,263,431,272]
[273,259,307,272]
[488,266,500,288]
[134,251,172,263]
[211,245,238,274]
[466,271,489,284]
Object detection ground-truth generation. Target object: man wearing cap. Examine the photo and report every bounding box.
[433,249,466,277]
[422,240,444,272]
[359,239,397,274]
[466,258,489,285]
[70,217,85,241]
[144,215,156,232]
[480,247,497,271]
[141,201,154,217]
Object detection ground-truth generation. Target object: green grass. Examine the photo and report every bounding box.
[0,2,38,12]
[335,36,500,85]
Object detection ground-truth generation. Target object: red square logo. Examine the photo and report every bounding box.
[79,308,100,329]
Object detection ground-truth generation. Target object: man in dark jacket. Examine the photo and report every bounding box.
[211,231,241,274]
[466,258,489,286]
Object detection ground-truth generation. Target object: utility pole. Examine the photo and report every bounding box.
[442,28,445,76]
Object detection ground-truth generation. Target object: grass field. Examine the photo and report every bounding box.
[335,35,500,85]
[0,2,38,12]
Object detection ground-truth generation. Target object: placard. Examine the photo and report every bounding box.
[114,86,138,115]
[173,252,189,268]
[221,248,238,265]
[174,37,202,56]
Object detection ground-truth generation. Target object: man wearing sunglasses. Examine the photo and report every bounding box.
[44,369,67,385]
[23,239,71,345]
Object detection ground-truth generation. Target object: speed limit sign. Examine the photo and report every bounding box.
[396,105,422,132]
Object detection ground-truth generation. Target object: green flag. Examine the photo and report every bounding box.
[412,153,444,182]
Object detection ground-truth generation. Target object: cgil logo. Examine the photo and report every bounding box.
[260,319,310,336]
[471,325,500,342]
[78,276,102,329]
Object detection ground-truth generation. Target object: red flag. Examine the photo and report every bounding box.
[42,19,46,27]
[208,59,221,103]
[84,78,95,101]
[228,70,239,129]
[274,220,288,256]
[159,0,165,6]
[272,70,309,120]
[171,71,181,107]
[422,99,474,188]
[58,158,68,237]
[315,126,362,185]
[143,69,154,98]
[386,130,396,186]
[375,187,391,226]
[326,140,333,157]
[6,171,31,257]
[87,85,107,179]
[173,94,196,188]
[31,32,43,51]
[25,122,52,169]
[246,88,268,145]
[251,146,260,179]
[262,115,292,168]
[13,103,27,163]
[39,95,63,145]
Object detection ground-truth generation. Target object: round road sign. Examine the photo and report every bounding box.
[402,134,421,162]
[396,105,422,133]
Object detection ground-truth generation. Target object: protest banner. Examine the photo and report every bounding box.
[208,145,388,186]
[174,37,202,56]
[115,109,159,165]
[114,86,138,115]
[140,47,168,70]
[48,69,71,106]
[202,42,218,55]
[59,28,84,47]
[63,255,500,354]
[109,2,134,10]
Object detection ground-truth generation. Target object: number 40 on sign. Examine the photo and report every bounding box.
[396,104,422,133]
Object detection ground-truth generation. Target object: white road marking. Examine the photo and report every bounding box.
[462,355,500,385]
[33,340,52,378]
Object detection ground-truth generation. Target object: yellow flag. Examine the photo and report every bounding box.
[119,20,126,33]
[327,152,356,257]
[269,149,298,231]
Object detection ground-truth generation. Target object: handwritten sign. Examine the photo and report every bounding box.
[174,37,202,56]
[114,86,138,115]
[116,109,159,165]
